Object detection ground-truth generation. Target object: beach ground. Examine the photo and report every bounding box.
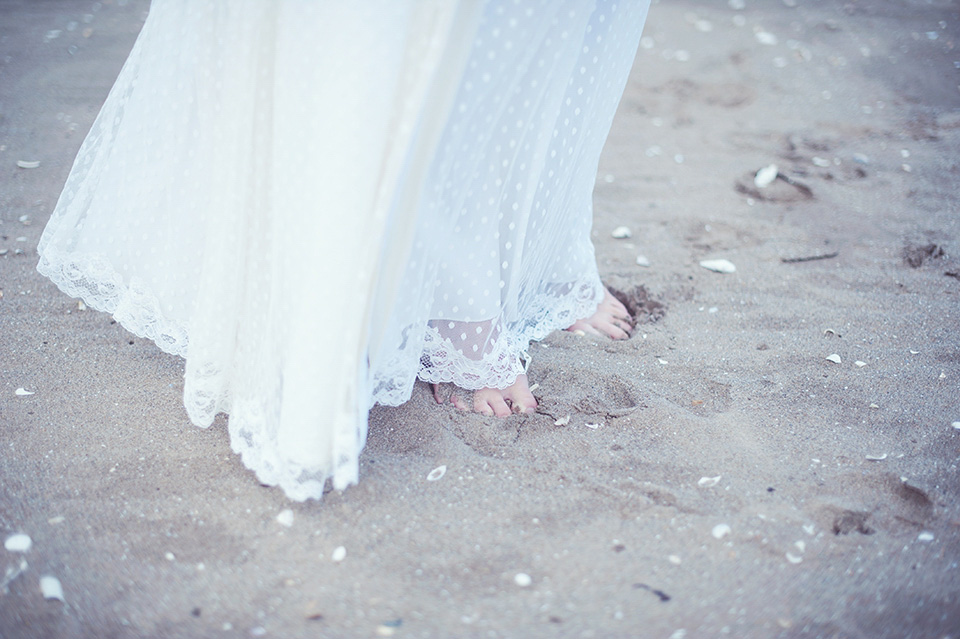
[1,1,959,637]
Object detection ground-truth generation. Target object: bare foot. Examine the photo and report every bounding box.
[567,287,633,339]
[432,374,538,417]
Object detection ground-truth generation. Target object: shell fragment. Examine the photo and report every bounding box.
[16,160,41,169]
[697,475,721,488]
[15,388,35,396]
[825,353,842,364]
[4,534,32,553]
[40,576,65,601]
[611,226,632,239]
[711,524,731,539]
[699,259,736,273]
[754,164,779,188]
[426,465,446,481]
[276,509,294,527]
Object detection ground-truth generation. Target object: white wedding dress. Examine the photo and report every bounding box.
[38,0,650,500]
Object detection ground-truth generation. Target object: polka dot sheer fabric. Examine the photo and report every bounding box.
[38,0,650,500]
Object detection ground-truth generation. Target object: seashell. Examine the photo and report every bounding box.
[276,509,294,527]
[376,625,396,638]
[611,226,632,239]
[16,160,40,169]
[909,350,919,355]
[15,388,34,396]
[869,403,879,409]
[165,552,175,561]
[331,546,346,562]
[699,259,736,273]
[697,476,721,488]
[0,249,7,256]
[40,576,64,601]
[952,422,960,430]
[426,465,446,481]
[755,31,778,45]
[825,354,842,364]
[711,524,731,539]
[754,164,778,188]
[794,541,806,552]
[47,516,65,525]
[785,553,803,564]
[668,555,682,565]
[5,533,32,552]
[573,329,586,337]
[584,423,601,430]
[854,361,866,367]
[554,415,570,426]
[513,572,532,587]
[865,453,887,461]
[636,255,651,267]
[917,531,934,542]
[78,300,87,311]
[812,157,831,168]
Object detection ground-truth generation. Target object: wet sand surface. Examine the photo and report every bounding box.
[1,1,958,637]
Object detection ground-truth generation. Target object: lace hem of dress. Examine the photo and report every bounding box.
[37,250,190,357]
[416,276,602,390]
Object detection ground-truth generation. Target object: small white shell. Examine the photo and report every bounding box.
[754,164,778,188]
[554,415,571,426]
[865,453,887,461]
[4,533,32,552]
[513,572,532,587]
[854,361,867,367]
[952,422,960,430]
[699,259,736,273]
[794,541,806,552]
[825,353,842,364]
[812,157,831,168]
[165,552,175,561]
[667,554,682,565]
[755,31,778,45]
[711,524,731,539]
[14,388,35,396]
[785,553,803,564]
[426,465,446,481]
[869,403,880,409]
[917,531,934,542]
[697,476,721,488]
[636,255,651,267]
[611,226,632,239]
[584,423,601,430]
[331,546,347,562]
[276,509,294,527]
[16,160,41,169]
[40,576,65,601]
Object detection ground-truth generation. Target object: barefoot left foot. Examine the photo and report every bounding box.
[567,287,633,339]
[432,374,537,417]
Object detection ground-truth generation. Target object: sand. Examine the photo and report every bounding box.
[1,1,959,637]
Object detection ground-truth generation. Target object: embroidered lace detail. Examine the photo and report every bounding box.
[37,251,190,357]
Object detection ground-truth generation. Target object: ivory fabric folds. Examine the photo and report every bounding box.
[37,0,650,500]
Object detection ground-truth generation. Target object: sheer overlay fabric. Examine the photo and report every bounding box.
[38,0,650,500]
